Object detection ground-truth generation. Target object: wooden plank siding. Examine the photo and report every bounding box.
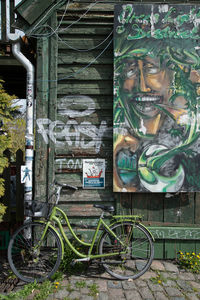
[55,2,115,219]
[34,0,200,258]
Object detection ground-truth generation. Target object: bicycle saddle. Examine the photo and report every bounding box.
[93,204,115,212]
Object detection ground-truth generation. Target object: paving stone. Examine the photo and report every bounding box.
[60,279,69,286]
[135,279,148,287]
[154,292,168,300]
[177,279,193,292]
[190,281,200,290]
[179,272,196,281]
[163,261,179,273]
[170,297,185,300]
[46,295,56,300]
[124,290,142,300]
[185,294,199,300]
[196,274,200,280]
[140,271,157,280]
[108,288,125,299]
[107,280,122,289]
[80,295,94,300]
[97,292,109,300]
[161,272,178,280]
[70,276,85,282]
[26,290,41,300]
[140,287,154,299]
[122,280,137,290]
[162,279,177,287]
[95,280,108,292]
[164,287,183,297]
[147,281,164,292]
[69,290,83,299]
[151,260,165,271]
[53,289,70,299]
[81,287,90,294]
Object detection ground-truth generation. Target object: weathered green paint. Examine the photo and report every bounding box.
[148,226,200,240]
[47,15,58,198]
[15,0,55,25]
[58,51,113,65]
[27,0,200,259]
[0,57,21,66]
[1,0,6,41]
[34,36,49,199]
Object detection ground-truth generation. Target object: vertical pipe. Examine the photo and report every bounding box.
[12,42,34,212]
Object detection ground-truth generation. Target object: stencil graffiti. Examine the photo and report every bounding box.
[113,4,200,193]
[56,158,82,171]
[37,96,110,153]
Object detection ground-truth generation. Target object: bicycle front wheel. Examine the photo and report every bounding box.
[8,222,62,283]
[98,221,154,280]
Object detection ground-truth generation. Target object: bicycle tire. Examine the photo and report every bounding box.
[98,221,154,280]
[8,222,62,283]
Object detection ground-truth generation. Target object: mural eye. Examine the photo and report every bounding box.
[145,65,160,74]
[126,66,137,78]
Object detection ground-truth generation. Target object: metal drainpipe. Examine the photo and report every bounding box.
[12,42,35,218]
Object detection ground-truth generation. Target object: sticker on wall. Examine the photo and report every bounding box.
[83,159,105,189]
[21,165,32,184]
[113,4,200,193]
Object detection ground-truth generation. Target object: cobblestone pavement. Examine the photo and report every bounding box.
[1,259,200,300]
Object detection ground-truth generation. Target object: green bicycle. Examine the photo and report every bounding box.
[8,182,154,283]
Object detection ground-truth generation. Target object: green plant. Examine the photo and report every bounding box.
[0,202,7,223]
[177,251,200,273]
[150,272,167,285]
[0,281,38,300]
[0,277,63,300]
[88,283,99,298]
[59,243,88,275]
[66,283,74,293]
[0,80,16,196]
[51,271,64,282]
[75,280,86,288]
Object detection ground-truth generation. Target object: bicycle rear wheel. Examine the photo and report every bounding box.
[98,221,154,280]
[8,222,62,283]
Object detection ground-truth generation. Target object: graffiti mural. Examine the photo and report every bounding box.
[36,95,112,158]
[113,4,200,192]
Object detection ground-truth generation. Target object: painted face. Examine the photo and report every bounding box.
[120,55,172,136]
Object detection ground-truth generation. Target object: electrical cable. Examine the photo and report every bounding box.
[27,0,64,37]
[36,37,113,82]
[57,29,113,52]
[27,0,70,38]
[57,37,113,81]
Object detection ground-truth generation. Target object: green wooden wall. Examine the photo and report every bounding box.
[34,0,200,259]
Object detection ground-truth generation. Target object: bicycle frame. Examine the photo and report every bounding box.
[40,206,133,261]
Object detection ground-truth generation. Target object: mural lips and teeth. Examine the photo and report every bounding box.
[132,95,163,116]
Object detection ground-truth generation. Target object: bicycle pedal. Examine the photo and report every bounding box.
[71,260,76,266]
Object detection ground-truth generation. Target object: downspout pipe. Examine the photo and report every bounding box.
[12,42,35,205]
[7,33,35,214]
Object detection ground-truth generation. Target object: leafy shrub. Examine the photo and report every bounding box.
[0,202,7,223]
[177,251,200,273]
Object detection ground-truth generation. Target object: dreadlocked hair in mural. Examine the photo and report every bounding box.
[113,4,200,193]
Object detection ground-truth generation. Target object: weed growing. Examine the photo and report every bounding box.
[0,274,63,300]
[58,243,88,275]
[75,281,87,289]
[150,272,167,285]
[88,283,99,298]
